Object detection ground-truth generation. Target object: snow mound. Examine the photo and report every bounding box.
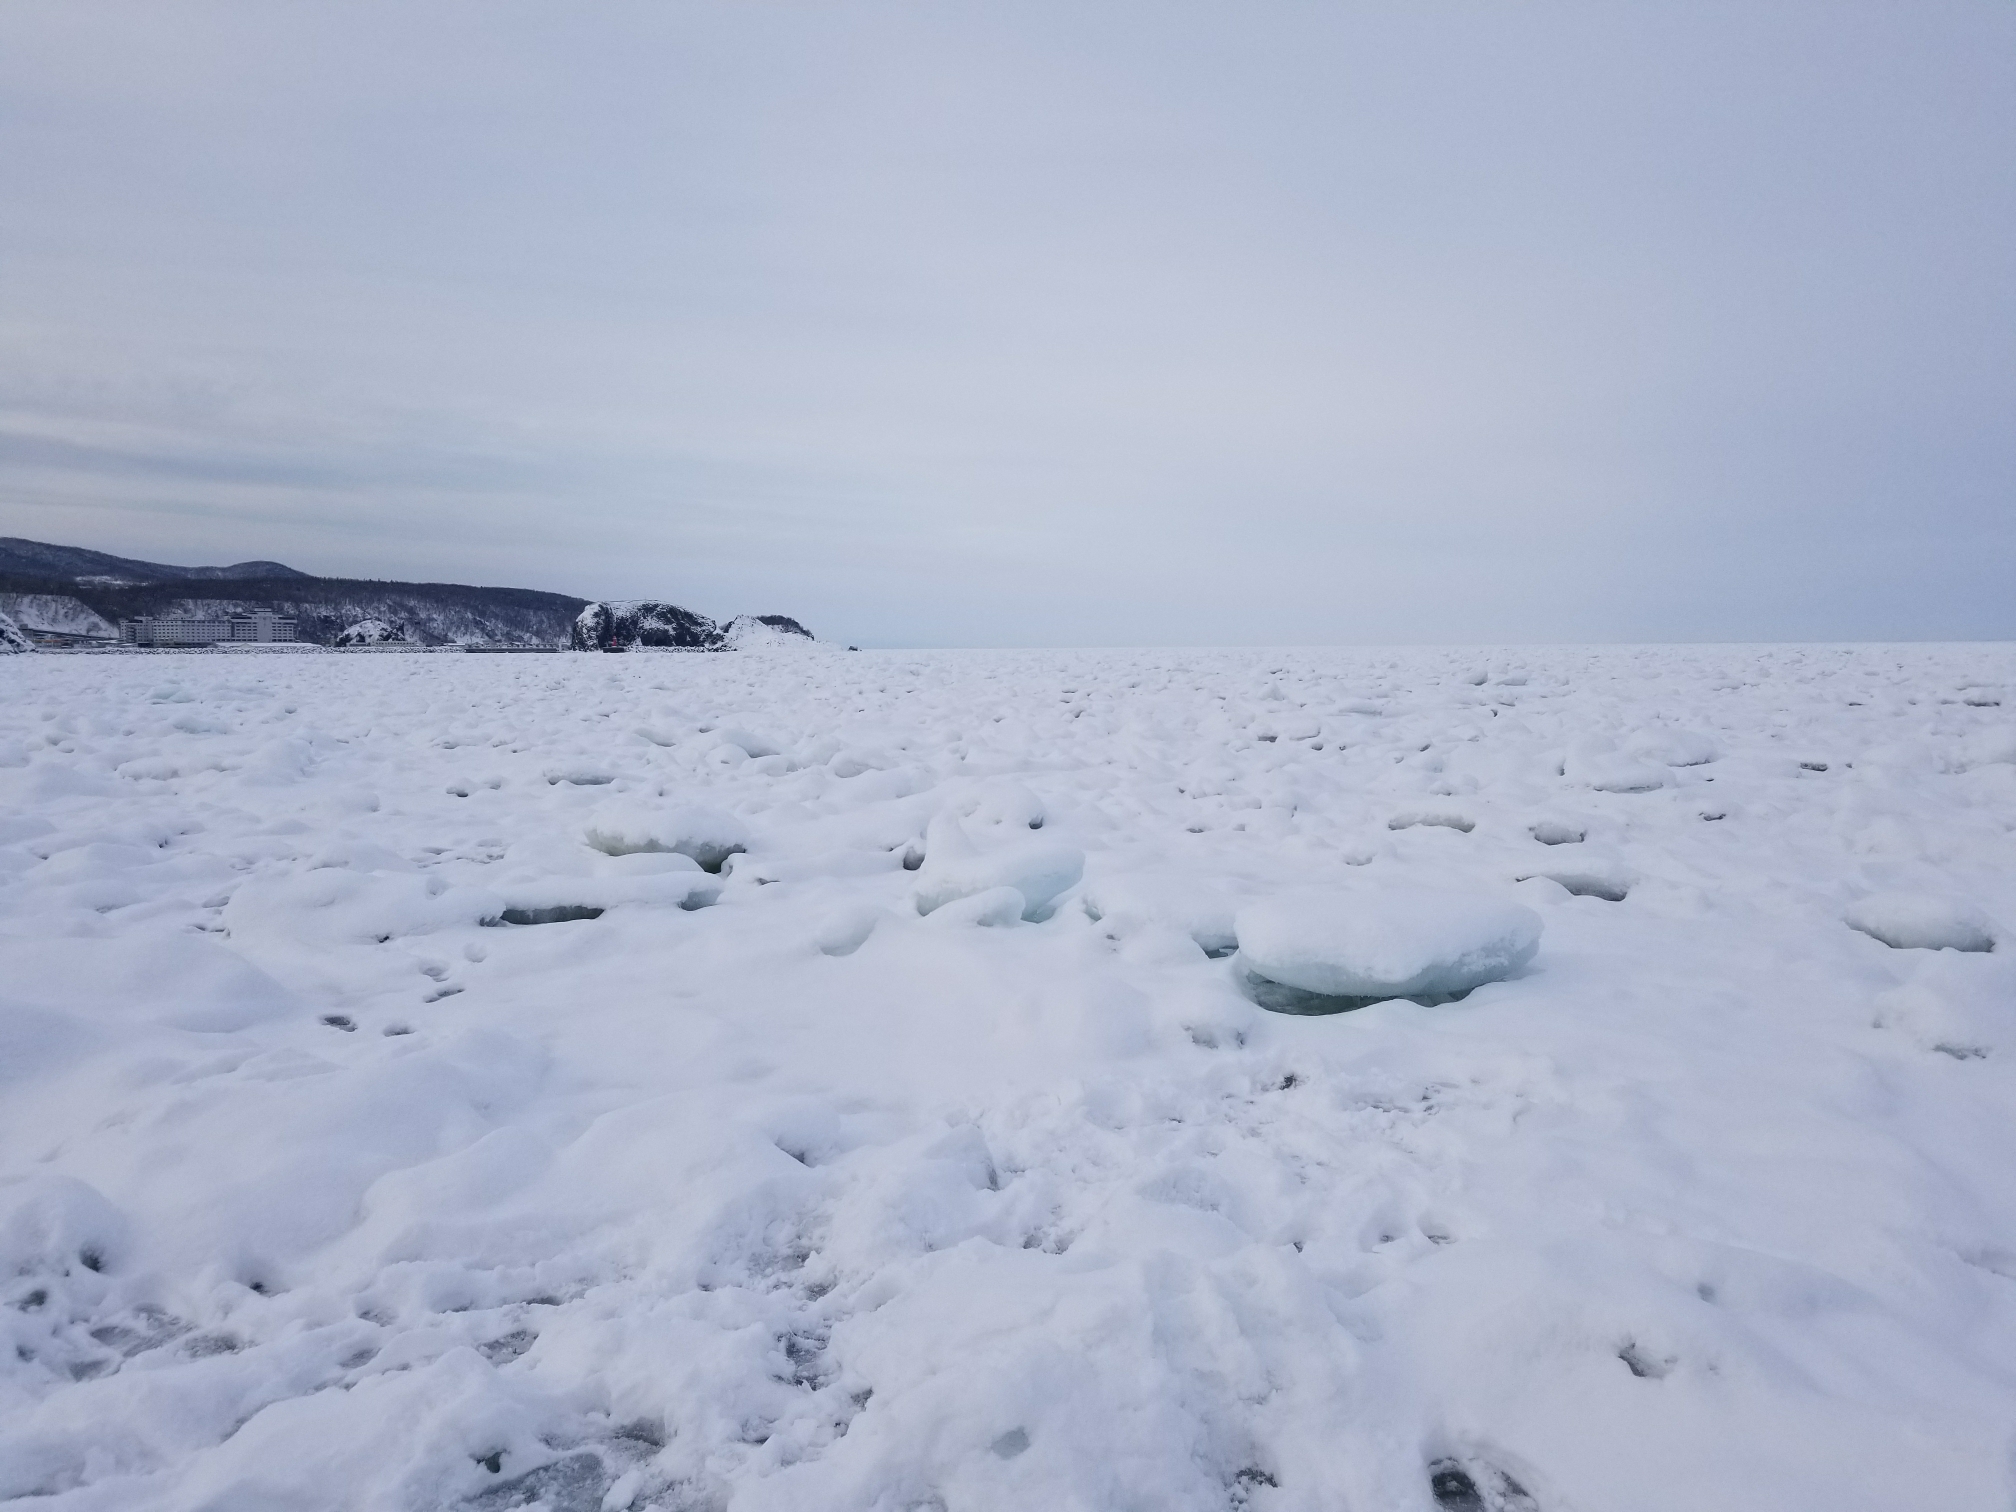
[0,608,31,653]
[1872,954,2016,1058]
[705,724,781,759]
[924,884,1027,928]
[1844,892,1996,953]
[6,929,297,1032]
[1565,744,1670,793]
[1235,888,1542,1000]
[1516,850,1633,902]
[1083,872,1238,955]
[1629,728,1720,767]
[0,1173,130,1279]
[913,813,1084,921]
[1388,808,1476,834]
[1529,818,1586,845]
[1957,728,2016,770]
[944,777,1046,831]
[584,801,751,871]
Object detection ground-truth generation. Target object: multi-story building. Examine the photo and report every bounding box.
[120,610,298,647]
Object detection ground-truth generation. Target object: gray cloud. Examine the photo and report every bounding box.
[2,1,2011,644]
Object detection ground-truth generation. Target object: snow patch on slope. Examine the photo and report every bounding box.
[0,594,115,640]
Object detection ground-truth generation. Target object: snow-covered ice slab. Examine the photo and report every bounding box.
[1844,890,1998,953]
[911,812,1085,921]
[1235,888,1541,1003]
[582,798,750,871]
[3,643,2016,1512]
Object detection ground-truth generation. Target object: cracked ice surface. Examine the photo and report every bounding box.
[2,644,2015,1512]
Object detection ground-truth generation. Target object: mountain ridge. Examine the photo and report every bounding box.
[0,538,311,584]
[0,538,807,648]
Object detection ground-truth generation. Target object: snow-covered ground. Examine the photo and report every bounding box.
[2,644,2014,1512]
[0,595,117,641]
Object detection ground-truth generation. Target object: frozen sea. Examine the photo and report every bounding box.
[2,643,2014,1512]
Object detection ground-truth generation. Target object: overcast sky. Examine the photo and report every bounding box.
[2,3,2011,646]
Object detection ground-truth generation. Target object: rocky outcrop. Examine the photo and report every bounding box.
[571,604,819,652]
[726,614,812,639]
[571,601,720,651]
[335,618,406,646]
[721,614,816,648]
[0,609,33,653]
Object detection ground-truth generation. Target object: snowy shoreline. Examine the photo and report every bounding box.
[3,644,2014,1511]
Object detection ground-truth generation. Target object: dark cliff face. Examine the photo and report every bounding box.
[571,601,722,651]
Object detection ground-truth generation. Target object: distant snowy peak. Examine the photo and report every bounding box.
[573,603,815,651]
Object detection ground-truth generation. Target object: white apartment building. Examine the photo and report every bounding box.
[120,610,298,647]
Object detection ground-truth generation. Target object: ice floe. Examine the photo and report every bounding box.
[1845,890,1997,953]
[1235,888,1542,1002]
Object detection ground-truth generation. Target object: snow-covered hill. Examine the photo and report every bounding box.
[0,538,815,649]
[0,594,117,641]
[0,537,308,584]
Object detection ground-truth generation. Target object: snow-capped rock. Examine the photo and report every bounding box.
[572,601,720,651]
[334,618,405,646]
[721,614,815,649]
[571,604,819,652]
[0,609,31,653]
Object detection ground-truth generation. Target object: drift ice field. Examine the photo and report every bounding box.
[3,643,2014,1512]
